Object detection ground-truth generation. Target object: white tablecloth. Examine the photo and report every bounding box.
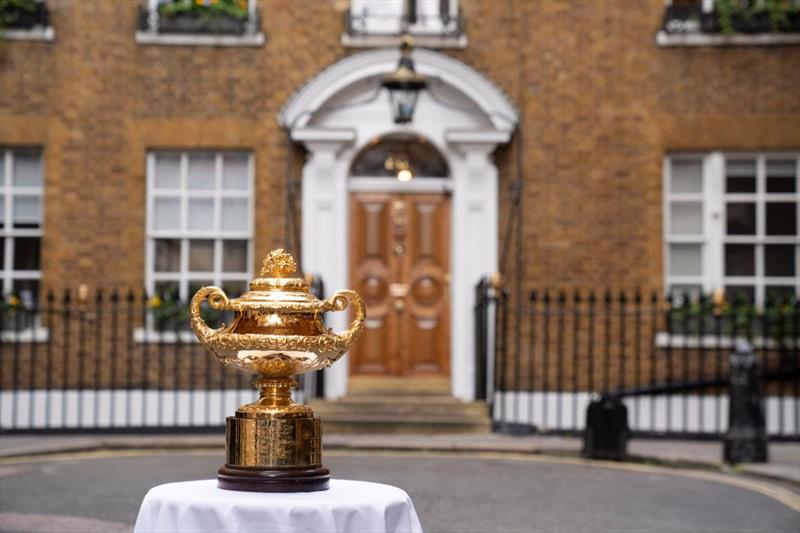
[133,479,423,533]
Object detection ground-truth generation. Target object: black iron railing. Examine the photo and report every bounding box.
[344,8,465,38]
[475,279,800,439]
[0,278,325,433]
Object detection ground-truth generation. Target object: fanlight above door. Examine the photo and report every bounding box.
[350,134,449,180]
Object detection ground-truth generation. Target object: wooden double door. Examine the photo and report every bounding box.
[349,192,450,377]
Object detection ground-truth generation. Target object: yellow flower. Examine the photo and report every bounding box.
[8,295,20,307]
[148,295,162,308]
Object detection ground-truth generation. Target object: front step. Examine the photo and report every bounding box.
[311,395,491,434]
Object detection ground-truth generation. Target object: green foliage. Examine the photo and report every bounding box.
[158,0,249,21]
[669,291,797,342]
[147,292,225,332]
[0,0,38,31]
[715,0,799,35]
[1,291,23,313]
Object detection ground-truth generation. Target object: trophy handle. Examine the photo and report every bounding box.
[322,289,366,348]
[189,286,231,342]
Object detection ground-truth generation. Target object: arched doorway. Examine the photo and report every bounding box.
[280,48,518,400]
[348,135,451,387]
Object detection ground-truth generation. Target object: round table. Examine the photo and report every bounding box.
[133,479,423,533]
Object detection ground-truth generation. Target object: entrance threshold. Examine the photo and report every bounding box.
[348,377,451,396]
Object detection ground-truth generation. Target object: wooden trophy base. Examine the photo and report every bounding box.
[217,464,331,493]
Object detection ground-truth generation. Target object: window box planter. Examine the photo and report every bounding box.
[137,3,257,36]
[663,3,800,35]
[0,0,49,30]
[667,299,798,343]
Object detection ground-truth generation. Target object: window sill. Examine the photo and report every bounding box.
[133,328,200,344]
[0,327,49,343]
[1,27,55,42]
[135,31,265,47]
[655,332,799,350]
[656,30,800,47]
[341,32,467,49]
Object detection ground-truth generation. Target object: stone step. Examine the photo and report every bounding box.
[319,413,492,435]
[312,398,488,417]
[311,396,491,434]
[347,377,452,396]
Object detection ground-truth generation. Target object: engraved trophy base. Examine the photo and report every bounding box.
[217,377,330,493]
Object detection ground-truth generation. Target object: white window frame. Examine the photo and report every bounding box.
[0,0,55,42]
[343,0,467,48]
[664,151,800,306]
[1,148,48,342]
[144,150,254,305]
[136,0,264,47]
[1,148,44,299]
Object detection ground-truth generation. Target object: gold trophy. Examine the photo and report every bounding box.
[189,249,365,492]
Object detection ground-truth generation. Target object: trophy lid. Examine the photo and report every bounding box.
[227,249,320,312]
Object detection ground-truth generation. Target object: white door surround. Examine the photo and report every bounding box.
[279,49,518,401]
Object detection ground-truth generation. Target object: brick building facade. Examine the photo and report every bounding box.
[1,0,798,408]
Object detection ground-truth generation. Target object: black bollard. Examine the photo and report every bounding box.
[582,394,629,461]
[723,340,768,465]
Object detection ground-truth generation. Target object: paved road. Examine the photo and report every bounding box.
[1,451,798,532]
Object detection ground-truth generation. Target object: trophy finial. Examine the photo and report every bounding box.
[260,249,297,278]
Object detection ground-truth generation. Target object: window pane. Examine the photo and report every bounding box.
[222,153,249,190]
[221,198,248,232]
[350,134,449,178]
[726,159,756,193]
[726,203,756,235]
[188,280,214,297]
[155,153,181,189]
[14,279,39,309]
[12,151,42,187]
[154,197,180,231]
[765,286,796,304]
[670,160,702,193]
[0,237,4,268]
[669,244,702,276]
[188,198,214,231]
[188,153,215,190]
[0,194,4,224]
[12,195,41,227]
[154,281,179,299]
[13,237,40,270]
[724,244,755,276]
[189,239,214,272]
[222,240,248,272]
[154,239,180,272]
[764,244,796,277]
[766,160,797,193]
[724,286,755,304]
[0,155,4,186]
[670,202,702,235]
[765,202,796,236]
[221,280,248,298]
[668,284,702,304]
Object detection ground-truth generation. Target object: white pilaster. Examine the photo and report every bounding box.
[294,128,355,399]
[446,130,509,400]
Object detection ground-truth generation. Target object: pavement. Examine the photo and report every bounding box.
[3,451,800,533]
[1,431,798,485]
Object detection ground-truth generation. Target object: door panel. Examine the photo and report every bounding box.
[349,194,395,375]
[349,192,450,377]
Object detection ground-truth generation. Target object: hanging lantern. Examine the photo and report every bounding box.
[382,35,427,124]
